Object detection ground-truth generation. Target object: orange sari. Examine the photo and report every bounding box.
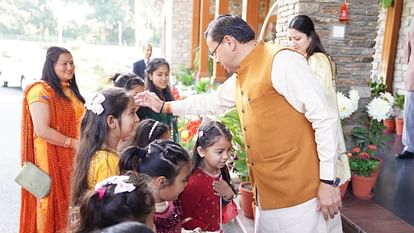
[20,81,84,233]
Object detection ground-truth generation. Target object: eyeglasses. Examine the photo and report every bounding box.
[209,37,224,59]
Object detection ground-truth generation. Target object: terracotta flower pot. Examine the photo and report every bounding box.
[339,180,350,199]
[383,118,395,133]
[395,118,404,136]
[239,181,254,219]
[351,174,377,200]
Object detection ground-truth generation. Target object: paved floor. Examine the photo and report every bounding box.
[373,134,414,226]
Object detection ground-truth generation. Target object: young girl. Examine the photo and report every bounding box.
[70,171,155,233]
[140,58,178,141]
[109,72,145,98]
[179,120,237,232]
[120,140,196,233]
[70,87,139,206]
[126,119,171,149]
[109,72,147,121]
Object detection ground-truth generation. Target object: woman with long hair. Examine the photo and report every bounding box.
[20,46,85,233]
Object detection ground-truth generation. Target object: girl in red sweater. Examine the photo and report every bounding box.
[179,120,237,232]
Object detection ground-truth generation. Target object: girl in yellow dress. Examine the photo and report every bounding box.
[70,87,139,207]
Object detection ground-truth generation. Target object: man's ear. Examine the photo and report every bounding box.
[224,35,236,51]
[197,146,205,158]
[107,115,117,129]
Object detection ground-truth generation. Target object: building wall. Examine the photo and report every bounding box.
[372,2,414,94]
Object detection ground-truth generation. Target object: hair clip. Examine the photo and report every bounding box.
[95,175,136,194]
[197,130,204,139]
[148,121,159,140]
[96,187,105,200]
[85,93,105,115]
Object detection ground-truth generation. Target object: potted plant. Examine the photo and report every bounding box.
[393,93,405,136]
[348,145,381,199]
[350,92,393,199]
[219,108,254,219]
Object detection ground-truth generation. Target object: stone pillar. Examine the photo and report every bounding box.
[164,0,193,74]
[372,2,414,93]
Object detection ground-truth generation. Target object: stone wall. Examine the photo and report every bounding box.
[275,0,379,97]
[372,2,414,94]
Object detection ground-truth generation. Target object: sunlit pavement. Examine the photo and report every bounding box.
[0,86,23,233]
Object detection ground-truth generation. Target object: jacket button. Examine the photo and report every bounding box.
[251,162,255,166]
[243,127,247,131]
[241,90,244,95]
[248,97,251,101]
[242,109,245,113]
[247,145,250,149]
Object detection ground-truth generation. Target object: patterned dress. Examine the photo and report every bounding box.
[154,200,183,233]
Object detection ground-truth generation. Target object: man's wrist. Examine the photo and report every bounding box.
[320,178,340,187]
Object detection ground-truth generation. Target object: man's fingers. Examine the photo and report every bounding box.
[321,206,329,220]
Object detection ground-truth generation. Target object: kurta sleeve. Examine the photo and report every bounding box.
[27,84,50,105]
[170,75,236,116]
[271,50,339,180]
[308,53,337,108]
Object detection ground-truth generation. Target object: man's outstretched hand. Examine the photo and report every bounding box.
[134,91,164,112]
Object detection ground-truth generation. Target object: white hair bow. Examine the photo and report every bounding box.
[94,175,136,194]
[86,93,105,115]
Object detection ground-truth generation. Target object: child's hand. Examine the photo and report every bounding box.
[212,180,234,200]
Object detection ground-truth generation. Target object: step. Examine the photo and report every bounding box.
[341,195,414,233]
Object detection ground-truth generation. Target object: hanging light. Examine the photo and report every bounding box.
[339,0,349,22]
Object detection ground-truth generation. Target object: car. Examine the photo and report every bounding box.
[0,55,43,90]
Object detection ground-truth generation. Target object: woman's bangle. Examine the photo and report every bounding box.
[159,101,165,113]
[64,137,72,148]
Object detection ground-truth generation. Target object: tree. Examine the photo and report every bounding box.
[0,0,56,41]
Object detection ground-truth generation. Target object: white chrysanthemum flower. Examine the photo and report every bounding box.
[367,97,393,121]
[337,91,356,120]
[380,92,395,105]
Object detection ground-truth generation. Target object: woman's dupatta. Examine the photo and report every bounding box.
[20,81,78,233]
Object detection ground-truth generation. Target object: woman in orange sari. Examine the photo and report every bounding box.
[20,46,85,233]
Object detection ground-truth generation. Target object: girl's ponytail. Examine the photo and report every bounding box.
[119,146,147,173]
